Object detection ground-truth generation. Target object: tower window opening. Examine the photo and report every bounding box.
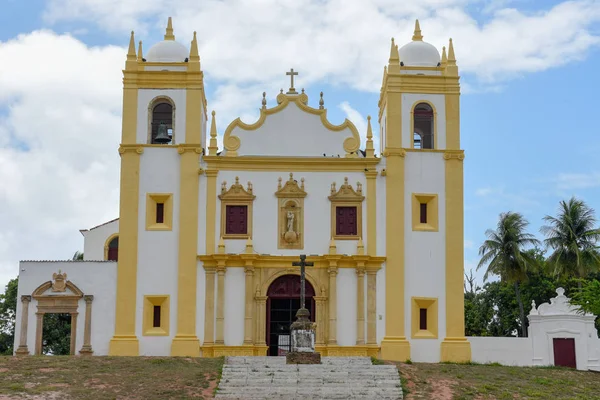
[419,308,428,330]
[107,236,119,261]
[151,102,173,144]
[153,305,161,328]
[413,103,434,149]
[156,203,165,224]
[419,203,427,224]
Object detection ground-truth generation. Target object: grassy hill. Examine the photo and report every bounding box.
[1,356,599,399]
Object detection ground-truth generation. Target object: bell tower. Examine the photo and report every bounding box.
[378,20,470,362]
[109,18,207,356]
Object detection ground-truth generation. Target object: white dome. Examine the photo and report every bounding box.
[146,40,189,62]
[399,40,440,67]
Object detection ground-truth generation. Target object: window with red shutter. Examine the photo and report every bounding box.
[336,206,357,236]
[226,205,248,235]
[419,203,427,224]
[156,203,165,224]
[419,308,428,330]
[153,305,161,328]
[107,237,119,261]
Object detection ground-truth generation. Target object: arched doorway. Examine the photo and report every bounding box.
[266,274,315,356]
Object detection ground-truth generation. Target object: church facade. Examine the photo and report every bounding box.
[12,18,470,363]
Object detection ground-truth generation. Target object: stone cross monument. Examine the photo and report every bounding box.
[287,254,321,364]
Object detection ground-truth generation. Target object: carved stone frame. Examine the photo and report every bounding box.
[219,177,256,239]
[328,177,365,240]
[275,173,307,249]
[31,279,85,356]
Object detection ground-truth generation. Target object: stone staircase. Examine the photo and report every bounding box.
[215,356,403,399]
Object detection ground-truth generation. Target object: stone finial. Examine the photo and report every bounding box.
[328,238,337,255]
[412,19,423,41]
[165,16,175,40]
[319,92,324,109]
[262,92,267,109]
[529,300,537,316]
[388,37,400,66]
[356,238,365,255]
[245,238,254,253]
[137,40,143,62]
[218,237,226,254]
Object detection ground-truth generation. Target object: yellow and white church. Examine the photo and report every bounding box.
[12,18,471,363]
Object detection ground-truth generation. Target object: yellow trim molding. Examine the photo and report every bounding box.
[409,100,438,150]
[222,93,361,157]
[411,297,438,339]
[198,253,385,270]
[204,156,380,172]
[218,177,255,239]
[145,193,173,231]
[143,295,170,336]
[103,233,119,261]
[329,177,365,240]
[411,193,439,232]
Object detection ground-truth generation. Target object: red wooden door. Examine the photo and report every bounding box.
[553,338,576,368]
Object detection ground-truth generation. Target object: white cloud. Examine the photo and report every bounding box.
[464,239,474,249]
[553,172,600,190]
[0,31,124,289]
[338,101,381,154]
[42,0,600,90]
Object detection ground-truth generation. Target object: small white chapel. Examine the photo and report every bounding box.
[12,18,472,362]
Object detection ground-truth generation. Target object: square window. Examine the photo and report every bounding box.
[225,205,248,235]
[336,206,358,236]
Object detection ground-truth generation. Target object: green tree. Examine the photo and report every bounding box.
[72,251,84,261]
[0,278,18,355]
[570,279,600,331]
[477,212,540,337]
[42,314,72,355]
[541,197,600,287]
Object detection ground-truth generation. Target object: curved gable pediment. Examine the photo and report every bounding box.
[222,92,361,157]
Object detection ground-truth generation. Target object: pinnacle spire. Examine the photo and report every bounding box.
[164,17,175,40]
[441,46,447,67]
[366,116,374,158]
[448,38,456,63]
[388,37,400,65]
[412,19,423,41]
[190,31,200,61]
[208,110,219,155]
[127,31,136,60]
[137,40,143,62]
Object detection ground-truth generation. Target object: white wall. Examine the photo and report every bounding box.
[14,261,117,356]
[337,269,357,346]
[216,171,366,256]
[82,219,119,261]
[224,267,245,346]
[469,337,533,366]
[401,93,446,149]
[137,89,187,144]
[137,147,180,355]
[227,102,359,157]
[404,151,446,361]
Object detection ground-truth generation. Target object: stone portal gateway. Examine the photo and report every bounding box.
[266,275,315,356]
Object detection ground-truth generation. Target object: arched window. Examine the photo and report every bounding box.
[151,103,173,144]
[413,103,434,149]
[107,236,118,261]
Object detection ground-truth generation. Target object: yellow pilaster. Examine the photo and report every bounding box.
[356,267,365,345]
[380,82,410,360]
[215,265,226,344]
[365,170,378,256]
[366,269,378,347]
[109,49,140,354]
[243,265,255,344]
[327,266,338,344]
[255,295,268,348]
[171,147,201,356]
[203,267,216,352]
[205,170,218,254]
[441,151,471,362]
[314,295,327,346]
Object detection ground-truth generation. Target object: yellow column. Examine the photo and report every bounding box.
[314,295,327,346]
[171,147,202,356]
[215,265,226,344]
[205,170,218,254]
[380,86,410,361]
[365,170,378,256]
[109,147,142,356]
[328,266,338,344]
[243,265,254,344]
[202,267,216,356]
[441,151,471,362]
[366,269,378,348]
[255,295,268,349]
[356,267,365,345]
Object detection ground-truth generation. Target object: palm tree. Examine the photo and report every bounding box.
[540,197,600,287]
[477,212,540,337]
[72,251,84,261]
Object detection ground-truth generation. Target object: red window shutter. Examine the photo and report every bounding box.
[156,203,165,224]
[107,237,119,261]
[336,206,357,236]
[419,308,428,330]
[420,203,427,224]
[153,306,161,328]
[226,205,248,234]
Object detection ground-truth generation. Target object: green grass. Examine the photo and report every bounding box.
[0,356,224,400]
[392,361,600,399]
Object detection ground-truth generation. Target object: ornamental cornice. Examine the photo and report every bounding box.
[118,145,144,155]
[177,144,203,155]
[443,150,465,161]
[382,148,406,158]
[364,170,378,179]
[198,254,385,270]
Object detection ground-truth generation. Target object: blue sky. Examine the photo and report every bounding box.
[1,0,600,291]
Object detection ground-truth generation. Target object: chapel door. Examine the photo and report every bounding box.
[553,338,577,368]
[266,275,315,356]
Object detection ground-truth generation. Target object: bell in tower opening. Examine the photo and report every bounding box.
[154,121,172,144]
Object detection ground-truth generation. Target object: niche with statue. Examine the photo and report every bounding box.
[275,173,307,249]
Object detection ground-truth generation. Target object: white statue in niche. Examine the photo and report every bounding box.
[287,211,295,232]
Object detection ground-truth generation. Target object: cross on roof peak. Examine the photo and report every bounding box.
[286,68,299,94]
